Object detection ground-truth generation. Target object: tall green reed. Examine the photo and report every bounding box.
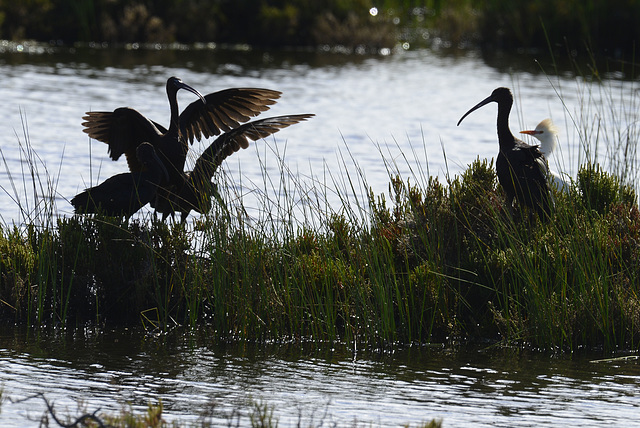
[0,112,78,326]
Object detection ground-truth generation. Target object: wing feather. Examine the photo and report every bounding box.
[82,107,163,172]
[179,88,282,145]
[191,114,313,183]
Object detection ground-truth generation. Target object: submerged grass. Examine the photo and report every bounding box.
[1,79,640,353]
[5,393,442,427]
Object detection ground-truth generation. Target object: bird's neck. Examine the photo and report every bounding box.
[496,102,515,149]
[540,135,555,157]
[167,91,180,133]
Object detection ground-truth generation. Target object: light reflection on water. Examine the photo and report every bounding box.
[1,47,638,225]
[0,328,639,427]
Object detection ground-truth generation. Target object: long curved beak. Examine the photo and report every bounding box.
[457,94,495,126]
[177,81,207,105]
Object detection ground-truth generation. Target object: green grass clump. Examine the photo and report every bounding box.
[4,154,639,352]
[577,162,637,214]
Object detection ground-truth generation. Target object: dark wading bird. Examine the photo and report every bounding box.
[71,142,169,218]
[153,113,315,223]
[457,87,551,219]
[81,77,282,187]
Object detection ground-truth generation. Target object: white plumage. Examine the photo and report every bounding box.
[520,119,569,192]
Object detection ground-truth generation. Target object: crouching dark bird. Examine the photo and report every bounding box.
[457,87,551,219]
[71,142,169,218]
[153,113,315,223]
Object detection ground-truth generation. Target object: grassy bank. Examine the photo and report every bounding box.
[1,139,639,352]
[1,1,639,56]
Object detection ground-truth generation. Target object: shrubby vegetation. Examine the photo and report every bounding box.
[389,1,640,54]
[1,154,638,352]
[0,0,638,55]
[0,0,396,50]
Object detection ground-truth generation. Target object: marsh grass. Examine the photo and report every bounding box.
[1,77,640,351]
[14,394,442,428]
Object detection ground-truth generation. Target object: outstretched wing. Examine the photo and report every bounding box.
[191,114,314,183]
[179,88,282,144]
[82,107,164,172]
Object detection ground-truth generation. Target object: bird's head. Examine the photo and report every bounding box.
[137,142,170,183]
[520,118,559,156]
[457,87,513,126]
[166,76,206,105]
[135,142,156,163]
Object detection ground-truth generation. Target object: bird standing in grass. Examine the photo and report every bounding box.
[520,118,569,192]
[457,87,551,219]
[81,77,282,188]
[153,113,315,223]
[71,142,169,218]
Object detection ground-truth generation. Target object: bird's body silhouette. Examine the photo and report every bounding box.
[153,114,315,222]
[71,142,169,218]
[457,87,551,218]
[81,77,282,186]
[520,118,568,192]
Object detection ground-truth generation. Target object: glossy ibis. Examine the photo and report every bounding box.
[520,118,569,191]
[457,87,551,218]
[81,77,282,186]
[71,142,169,218]
[153,113,315,223]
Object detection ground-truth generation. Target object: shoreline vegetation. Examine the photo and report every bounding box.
[0,2,639,354]
[0,1,639,58]
[1,88,639,353]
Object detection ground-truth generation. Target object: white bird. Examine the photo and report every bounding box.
[520,119,569,192]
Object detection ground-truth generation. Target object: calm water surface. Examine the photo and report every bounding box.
[1,46,639,224]
[1,327,639,427]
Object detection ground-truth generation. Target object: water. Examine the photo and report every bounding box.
[1,327,639,427]
[1,45,639,225]
[2,45,640,426]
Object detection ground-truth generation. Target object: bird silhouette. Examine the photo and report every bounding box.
[520,118,569,192]
[153,113,315,223]
[71,142,169,218]
[457,87,551,219]
[81,77,281,187]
